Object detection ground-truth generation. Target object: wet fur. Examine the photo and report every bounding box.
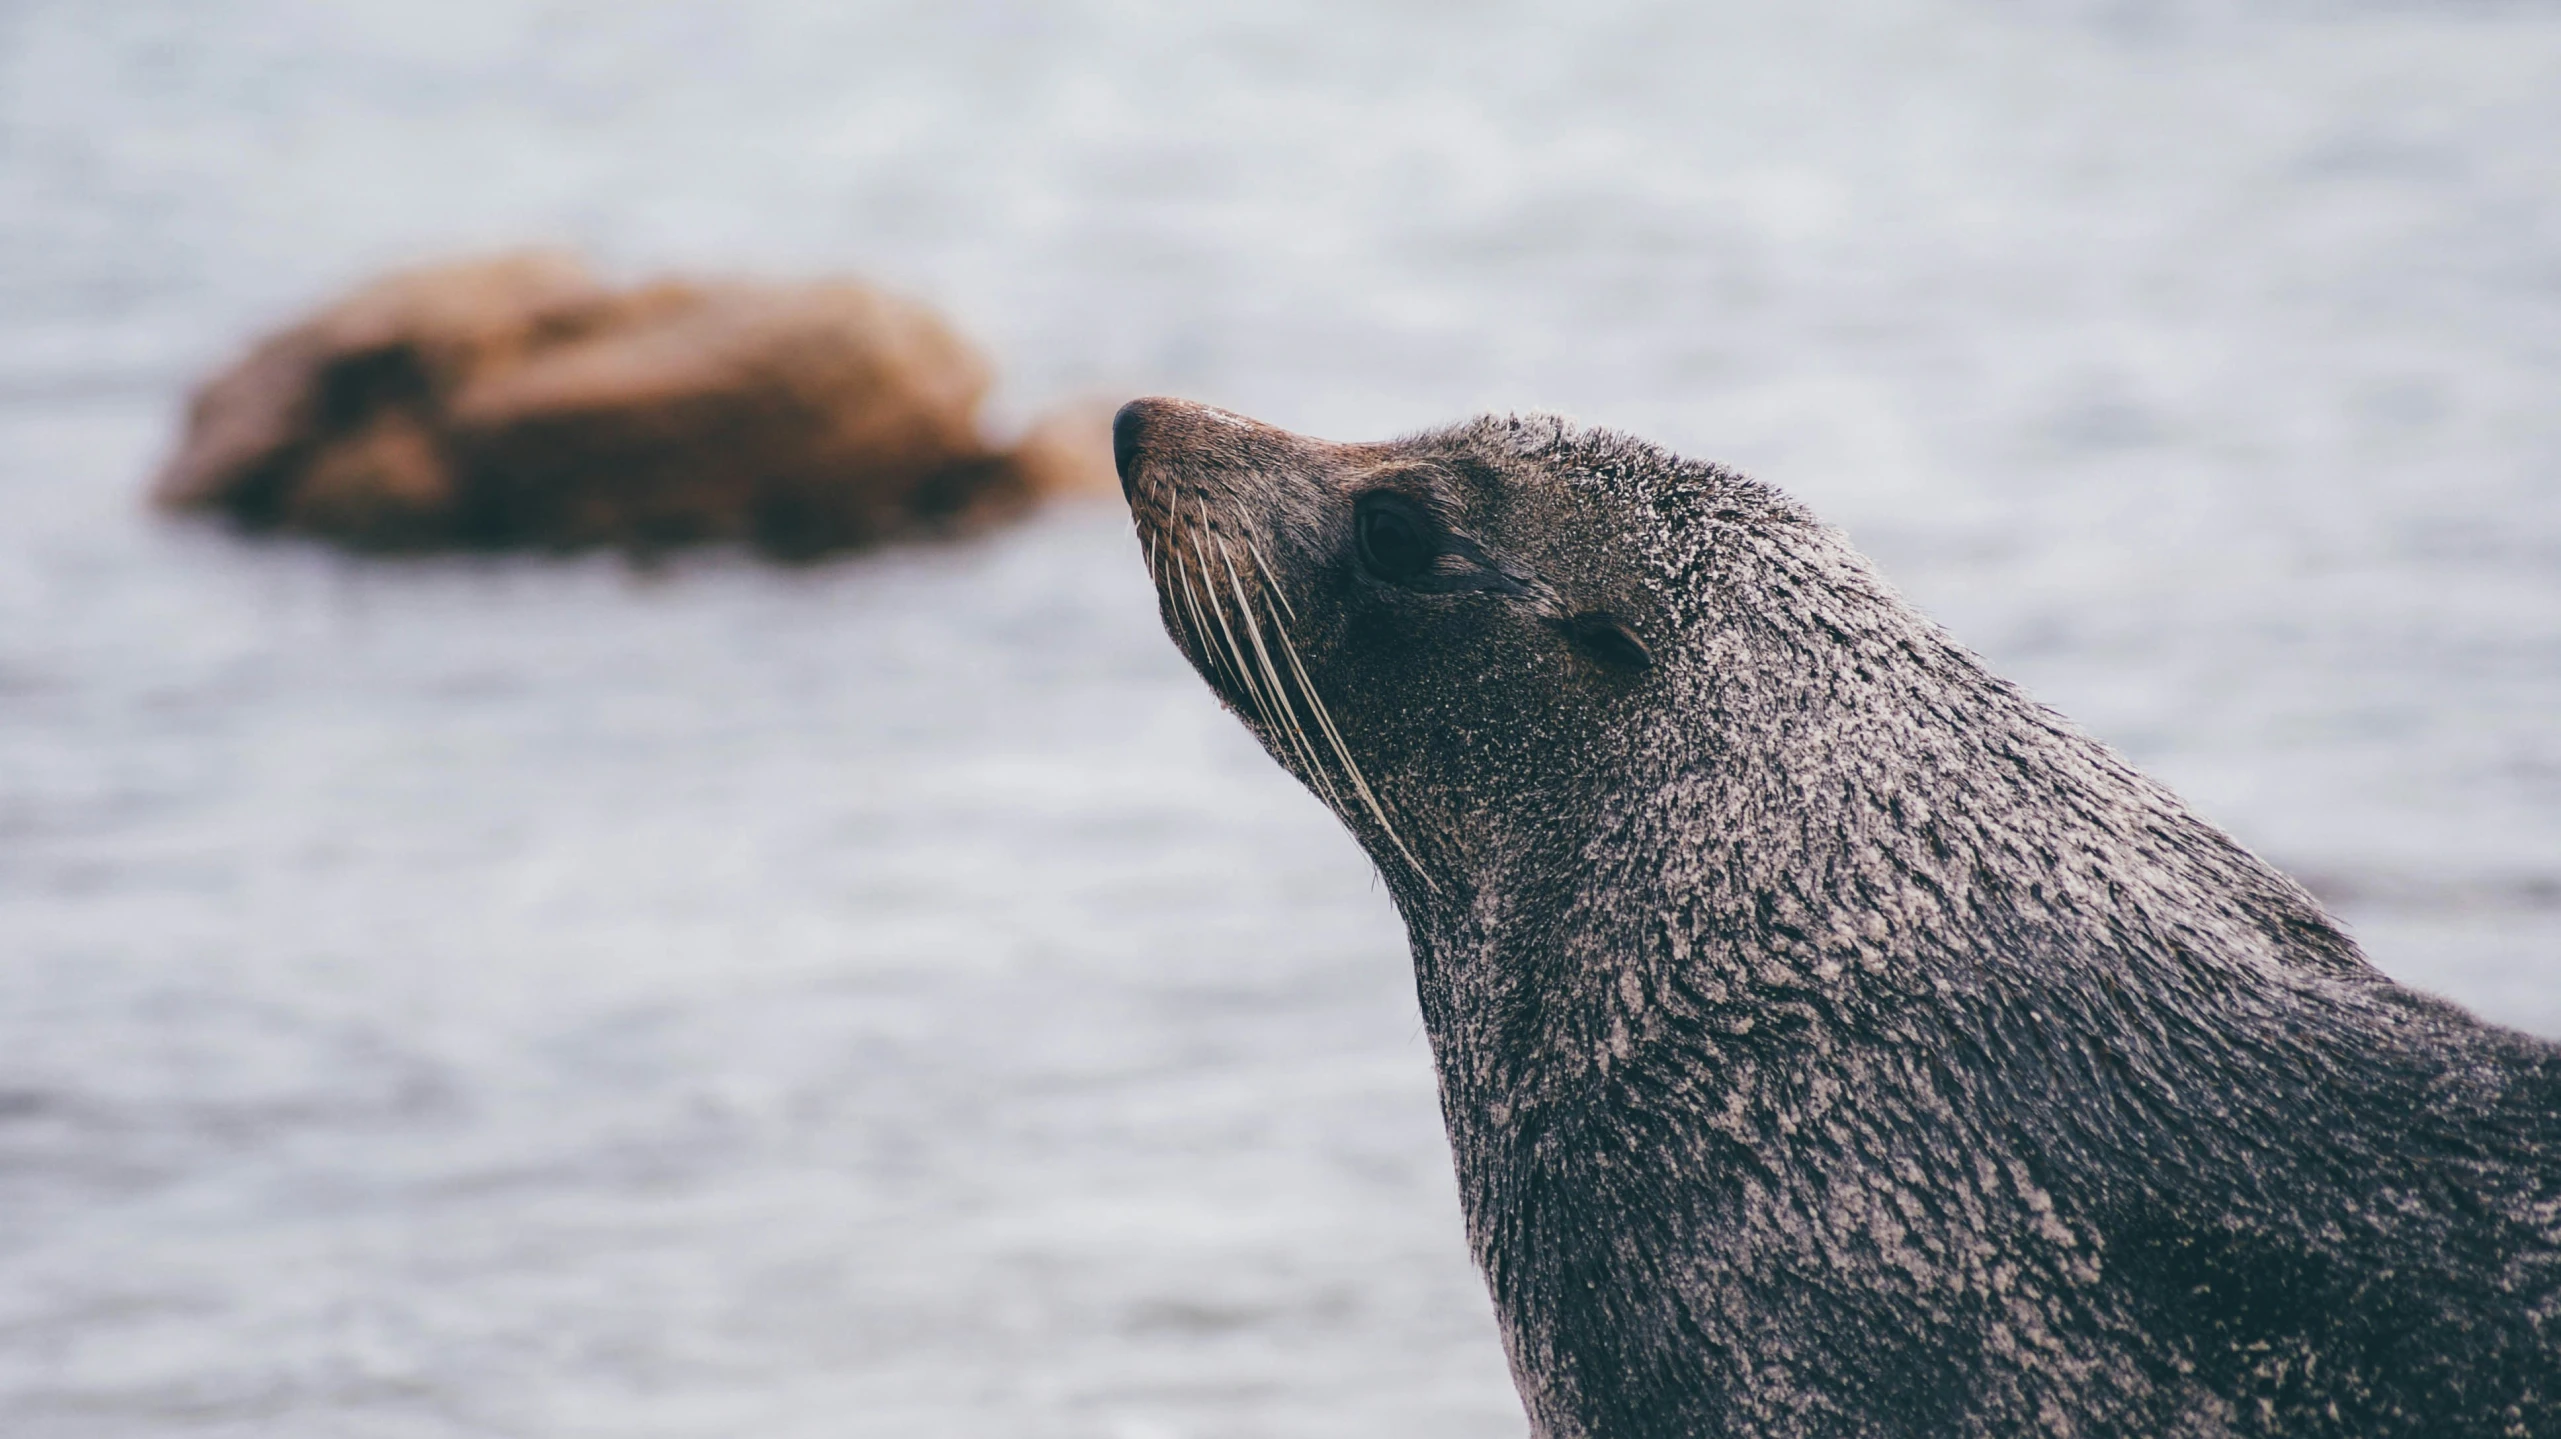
[1116,401,2561,1438]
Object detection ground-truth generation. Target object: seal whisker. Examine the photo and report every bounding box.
[1165,536,1219,687]
[1255,574,1435,890]
[1246,539,1298,623]
[1213,536,1348,823]
[1187,510,1291,737]
[1210,538,1310,751]
[1244,581,1357,824]
[1150,528,1199,666]
[1239,532,1362,817]
[1172,541,1255,723]
[1162,533,1204,656]
[1186,530,1280,733]
[1169,522,1226,683]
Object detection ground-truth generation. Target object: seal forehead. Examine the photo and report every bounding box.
[1412,414,1805,573]
[1492,411,1580,457]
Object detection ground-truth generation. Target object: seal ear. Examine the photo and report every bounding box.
[1564,611,1652,673]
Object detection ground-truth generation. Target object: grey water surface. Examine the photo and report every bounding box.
[3,2,2559,1435]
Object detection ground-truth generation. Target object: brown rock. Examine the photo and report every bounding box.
[286,409,454,548]
[153,253,1078,559]
[152,252,609,529]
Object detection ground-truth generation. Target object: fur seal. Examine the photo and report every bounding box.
[1112,396,2561,1438]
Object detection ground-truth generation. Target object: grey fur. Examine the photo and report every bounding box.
[1113,397,2561,1438]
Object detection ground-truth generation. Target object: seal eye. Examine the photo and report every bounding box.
[1567,611,1653,673]
[1355,493,1439,583]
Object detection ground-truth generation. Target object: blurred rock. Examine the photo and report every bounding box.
[995,401,1123,504]
[153,253,1107,559]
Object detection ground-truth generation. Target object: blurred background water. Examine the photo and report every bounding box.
[3,2,2558,1435]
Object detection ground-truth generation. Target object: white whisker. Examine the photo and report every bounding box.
[1214,537,1345,821]
[1246,540,1298,623]
[1256,571,1435,890]
[1166,536,1211,662]
[1171,543,1245,717]
[1188,506,1285,729]
[1187,532,1280,730]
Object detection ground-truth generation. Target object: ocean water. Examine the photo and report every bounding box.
[2,2,2558,1435]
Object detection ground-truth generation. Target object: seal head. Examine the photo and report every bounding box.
[1114,397,1690,896]
[1117,396,2561,1438]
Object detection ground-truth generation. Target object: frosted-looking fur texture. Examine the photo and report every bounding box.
[1112,397,2561,1438]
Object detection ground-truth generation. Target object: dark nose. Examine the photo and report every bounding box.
[1112,400,1151,499]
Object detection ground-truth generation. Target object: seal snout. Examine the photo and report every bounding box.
[1111,399,1157,500]
[1114,396,1205,501]
[1114,396,1284,502]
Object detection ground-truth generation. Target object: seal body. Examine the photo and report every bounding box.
[1113,397,2561,1438]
